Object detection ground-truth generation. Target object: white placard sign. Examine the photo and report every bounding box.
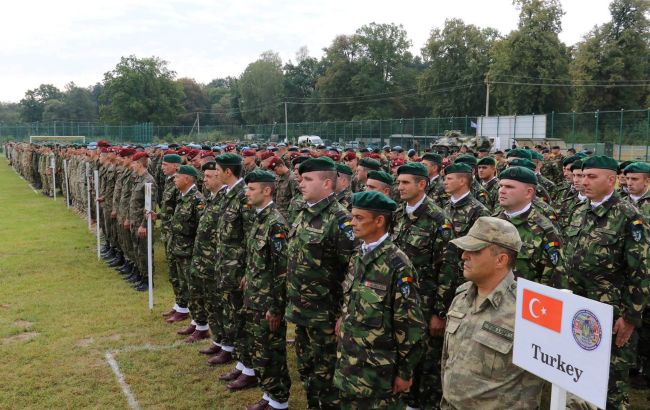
[513,279,613,409]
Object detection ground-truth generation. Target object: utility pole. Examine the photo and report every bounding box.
[284,102,288,144]
[196,112,200,135]
[485,74,490,117]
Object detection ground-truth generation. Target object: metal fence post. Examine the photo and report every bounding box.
[594,110,599,145]
[646,108,650,159]
[572,111,576,148]
[551,111,555,139]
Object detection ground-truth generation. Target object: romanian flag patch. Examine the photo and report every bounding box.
[274,233,285,239]
[544,241,560,250]
[632,219,643,226]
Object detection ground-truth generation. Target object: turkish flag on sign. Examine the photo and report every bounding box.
[522,288,563,333]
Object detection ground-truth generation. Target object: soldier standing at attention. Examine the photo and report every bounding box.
[355,157,381,193]
[392,162,456,410]
[334,163,353,211]
[165,165,205,325]
[365,170,394,198]
[334,191,426,410]
[564,156,649,409]
[266,156,294,221]
[477,157,499,207]
[421,153,446,208]
[286,156,309,226]
[285,157,357,410]
[242,170,291,410]
[443,163,490,238]
[441,217,544,409]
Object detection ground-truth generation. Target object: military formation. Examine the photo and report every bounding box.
[4,139,650,409]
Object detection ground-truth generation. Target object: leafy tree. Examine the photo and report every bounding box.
[99,55,184,124]
[571,0,650,110]
[489,0,572,114]
[0,102,20,123]
[283,47,324,122]
[238,51,283,124]
[19,84,63,122]
[177,78,210,125]
[419,19,500,116]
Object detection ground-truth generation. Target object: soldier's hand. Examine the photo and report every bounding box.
[335,317,342,338]
[137,226,147,238]
[429,315,446,337]
[146,211,157,221]
[97,196,104,203]
[111,211,117,219]
[613,317,635,347]
[265,311,281,333]
[392,377,412,394]
[239,276,246,290]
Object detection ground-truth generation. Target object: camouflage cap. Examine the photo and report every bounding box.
[367,170,394,185]
[623,161,650,175]
[451,216,522,252]
[581,155,618,172]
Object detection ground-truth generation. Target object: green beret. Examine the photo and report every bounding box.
[352,191,397,214]
[477,157,497,166]
[507,148,532,160]
[509,158,536,171]
[454,154,478,166]
[581,155,618,172]
[562,155,580,167]
[215,153,243,166]
[177,164,198,178]
[358,157,381,171]
[244,169,276,183]
[367,170,394,185]
[336,163,353,176]
[397,162,428,178]
[444,163,473,174]
[618,160,633,173]
[499,166,538,185]
[422,153,442,165]
[570,159,583,171]
[530,151,544,161]
[292,156,310,167]
[298,156,336,174]
[202,161,217,171]
[623,162,650,175]
[163,154,182,164]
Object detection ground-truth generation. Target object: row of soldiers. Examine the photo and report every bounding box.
[4,139,650,409]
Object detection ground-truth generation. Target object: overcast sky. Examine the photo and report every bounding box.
[0,0,613,103]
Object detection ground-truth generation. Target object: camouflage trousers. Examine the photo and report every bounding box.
[169,252,190,309]
[294,324,339,410]
[407,333,443,410]
[222,289,246,356]
[245,308,291,403]
[339,394,404,410]
[130,226,153,280]
[187,256,212,327]
[102,206,116,248]
[201,271,224,344]
[117,218,135,262]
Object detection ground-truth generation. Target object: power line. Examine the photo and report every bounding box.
[491,81,650,87]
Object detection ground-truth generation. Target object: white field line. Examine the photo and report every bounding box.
[11,167,38,194]
[103,342,185,410]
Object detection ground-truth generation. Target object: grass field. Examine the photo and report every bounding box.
[0,161,648,409]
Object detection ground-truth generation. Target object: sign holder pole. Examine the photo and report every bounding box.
[145,183,154,310]
[63,159,70,208]
[85,162,91,230]
[94,170,101,259]
[51,157,57,200]
[549,288,573,410]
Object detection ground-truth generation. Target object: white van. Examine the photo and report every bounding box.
[297,135,324,146]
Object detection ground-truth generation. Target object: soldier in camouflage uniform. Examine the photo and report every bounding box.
[442,217,544,409]
[210,154,256,388]
[622,162,650,394]
[285,157,357,410]
[565,156,650,409]
[453,155,492,211]
[334,191,426,409]
[116,151,137,277]
[421,153,446,208]
[494,166,566,287]
[556,159,588,230]
[354,157,381,193]
[242,170,291,410]
[287,156,308,226]
[443,163,490,238]
[334,163,353,211]
[266,156,294,220]
[164,165,205,325]
[242,149,259,179]
[392,162,457,410]
[365,170,394,199]
[477,157,499,207]
[342,152,362,193]
[127,152,157,291]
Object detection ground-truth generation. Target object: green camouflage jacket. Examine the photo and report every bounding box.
[565,192,650,327]
[129,171,157,228]
[192,187,226,268]
[391,196,458,319]
[425,176,447,208]
[287,190,305,226]
[159,175,179,240]
[169,185,205,258]
[334,238,426,398]
[335,187,353,212]
[537,173,556,199]
[495,206,566,287]
[274,171,294,218]
[243,203,289,316]
[111,167,127,216]
[102,164,117,212]
[483,177,500,209]
[627,190,650,219]
[471,179,492,211]
[214,179,254,291]
[117,169,135,220]
[285,194,357,328]
[445,193,490,238]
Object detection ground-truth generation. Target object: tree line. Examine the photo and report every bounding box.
[2,0,648,128]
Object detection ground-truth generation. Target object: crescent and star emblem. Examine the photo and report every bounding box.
[528,298,547,318]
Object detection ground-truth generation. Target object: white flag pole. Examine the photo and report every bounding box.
[51,157,57,201]
[94,170,101,259]
[86,162,91,230]
[145,182,154,310]
[63,159,70,208]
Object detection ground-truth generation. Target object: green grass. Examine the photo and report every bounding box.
[0,163,307,409]
[0,161,648,409]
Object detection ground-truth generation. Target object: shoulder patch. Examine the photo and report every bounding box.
[335,209,355,241]
[455,281,472,294]
[630,219,644,243]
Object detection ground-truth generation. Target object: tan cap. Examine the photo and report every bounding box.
[450,217,522,252]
